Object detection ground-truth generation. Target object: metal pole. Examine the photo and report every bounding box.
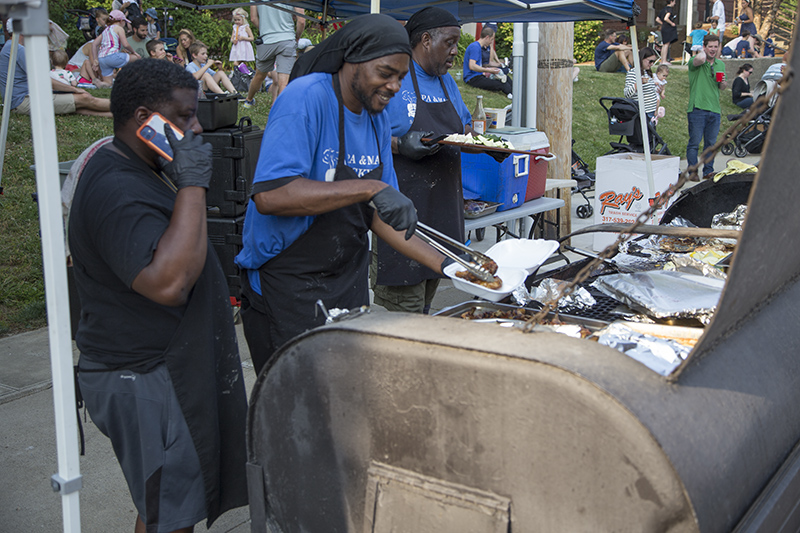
[511,23,524,127]
[629,23,656,200]
[0,31,20,192]
[525,22,539,127]
[25,18,83,533]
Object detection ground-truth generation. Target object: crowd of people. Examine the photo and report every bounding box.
[6,4,791,530]
[592,8,787,178]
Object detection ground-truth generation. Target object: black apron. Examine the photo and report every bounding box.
[80,141,248,526]
[376,63,466,286]
[164,247,248,526]
[249,74,382,357]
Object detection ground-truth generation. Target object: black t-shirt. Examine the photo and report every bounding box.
[69,139,185,369]
[732,76,750,103]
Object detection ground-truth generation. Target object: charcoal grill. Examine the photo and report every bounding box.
[245,36,800,533]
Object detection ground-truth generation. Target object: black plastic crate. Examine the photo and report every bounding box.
[197,92,238,132]
[207,215,245,298]
[203,117,263,218]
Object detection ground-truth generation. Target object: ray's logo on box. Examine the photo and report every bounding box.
[598,186,644,215]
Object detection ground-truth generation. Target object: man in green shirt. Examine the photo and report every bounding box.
[687,34,727,179]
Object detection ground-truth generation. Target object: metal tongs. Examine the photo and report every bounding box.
[415,222,496,282]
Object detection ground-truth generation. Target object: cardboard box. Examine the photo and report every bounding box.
[485,107,508,129]
[592,153,681,251]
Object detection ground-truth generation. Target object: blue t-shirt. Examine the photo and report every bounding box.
[235,72,398,294]
[690,29,708,46]
[463,41,482,82]
[386,60,471,137]
[594,41,614,70]
[735,40,752,58]
[186,61,215,77]
[0,41,28,109]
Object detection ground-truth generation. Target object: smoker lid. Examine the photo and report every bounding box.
[672,51,798,379]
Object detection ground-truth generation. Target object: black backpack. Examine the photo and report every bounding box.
[229,69,254,94]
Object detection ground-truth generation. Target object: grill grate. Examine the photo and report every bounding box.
[555,287,624,323]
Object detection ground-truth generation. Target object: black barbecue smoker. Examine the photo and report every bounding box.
[244,44,800,533]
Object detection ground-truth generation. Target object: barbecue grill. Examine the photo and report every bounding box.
[245,41,800,533]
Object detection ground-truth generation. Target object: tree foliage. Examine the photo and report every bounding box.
[574,21,604,63]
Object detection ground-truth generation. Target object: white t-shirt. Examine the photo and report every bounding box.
[712,0,726,35]
[50,68,76,86]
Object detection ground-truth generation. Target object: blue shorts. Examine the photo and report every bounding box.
[78,361,206,532]
[98,52,129,77]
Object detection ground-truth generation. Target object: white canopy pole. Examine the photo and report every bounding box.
[12,9,83,531]
[629,23,656,199]
[0,31,20,190]
[511,22,524,127]
[525,22,540,127]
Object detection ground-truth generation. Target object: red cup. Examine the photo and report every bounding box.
[715,71,724,82]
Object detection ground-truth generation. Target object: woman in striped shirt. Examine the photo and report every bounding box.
[623,47,660,124]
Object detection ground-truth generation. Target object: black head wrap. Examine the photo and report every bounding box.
[405,7,461,42]
[290,14,411,81]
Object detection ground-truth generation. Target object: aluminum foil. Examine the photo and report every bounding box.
[664,254,727,280]
[596,322,689,376]
[530,278,596,310]
[591,270,724,324]
[712,204,747,246]
[510,284,532,306]
[712,204,747,229]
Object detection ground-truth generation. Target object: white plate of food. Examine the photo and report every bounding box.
[443,263,527,302]
[486,239,560,275]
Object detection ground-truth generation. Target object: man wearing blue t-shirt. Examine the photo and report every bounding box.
[594,29,633,72]
[463,26,512,97]
[235,14,448,373]
[373,7,473,314]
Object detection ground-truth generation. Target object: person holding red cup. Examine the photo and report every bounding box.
[686,34,727,180]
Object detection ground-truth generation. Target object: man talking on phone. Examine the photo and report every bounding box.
[68,59,247,533]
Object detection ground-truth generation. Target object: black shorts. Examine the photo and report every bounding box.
[78,361,206,532]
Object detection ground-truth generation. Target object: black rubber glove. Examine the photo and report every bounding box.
[161,125,213,190]
[370,186,418,240]
[486,150,511,164]
[396,130,441,161]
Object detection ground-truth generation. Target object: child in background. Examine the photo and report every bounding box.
[689,22,708,55]
[654,63,669,98]
[144,8,161,40]
[93,8,109,38]
[708,20,719,36]
[146,39,182,65]
[50,49,78,87]
[186,40,239,94]
[229,7,255,74]
[651,63,668,124]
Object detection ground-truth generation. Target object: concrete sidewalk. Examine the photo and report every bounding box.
[0,153,758,531]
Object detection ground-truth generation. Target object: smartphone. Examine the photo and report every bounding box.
[136,112,184,161]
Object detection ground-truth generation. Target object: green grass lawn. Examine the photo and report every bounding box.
[0,65,743,335]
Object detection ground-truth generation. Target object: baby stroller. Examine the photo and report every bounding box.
[571,139,595,219]
[66,8,102,42]
[600,97,670,156]
[721,80,778,157]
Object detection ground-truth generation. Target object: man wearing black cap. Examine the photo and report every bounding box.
[372,7,473,314]
[236,14,449,373]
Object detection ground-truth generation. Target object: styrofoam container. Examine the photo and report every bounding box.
[444,263,527,302]
[486,239,560,275]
